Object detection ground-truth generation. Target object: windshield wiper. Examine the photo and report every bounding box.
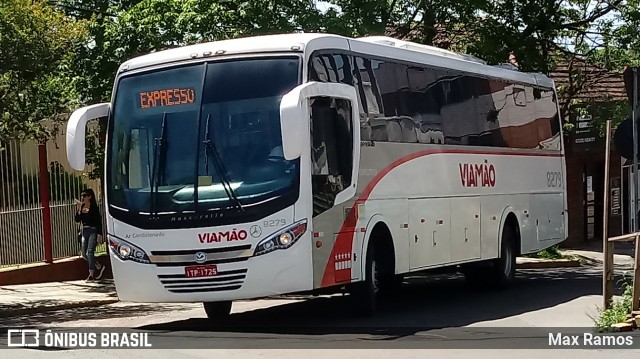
[202,114,244,212]
[150,112,168,216]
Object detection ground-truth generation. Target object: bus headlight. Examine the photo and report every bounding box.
[118,245,131,258]
[254,219,307,257]
[108,236,151,264]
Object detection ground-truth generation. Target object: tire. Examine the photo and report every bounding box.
[489,224,517,288]
[203,301,232,320]
[350,243,380,316]
[463,224,517,288]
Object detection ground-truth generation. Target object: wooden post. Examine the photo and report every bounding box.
[603,120,614,309]
[633,234,640,311]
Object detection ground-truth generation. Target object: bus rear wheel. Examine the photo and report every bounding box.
[462,223,517,288]
[203,301,232,320]
[489,224,517,288]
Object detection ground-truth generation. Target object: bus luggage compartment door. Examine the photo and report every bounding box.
[408,198,452,269]
[450,197,481,262]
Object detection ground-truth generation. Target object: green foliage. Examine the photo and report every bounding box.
[526,245,576,260]
[83,123,106,180]
[530,245,565,260]
[563,122,576,136]
[48,162,87,202]
[584,101,630,137]
[0,0,88,143]
[592,278,634,332]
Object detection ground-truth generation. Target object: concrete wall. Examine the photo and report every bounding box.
[0,254,112,286]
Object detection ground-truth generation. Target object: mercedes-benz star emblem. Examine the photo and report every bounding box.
[249,225,262,238]
[195,252,206,264]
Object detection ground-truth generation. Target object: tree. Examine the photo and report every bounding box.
[327,1,634,127]
[321,0,489,46]
[59,0,330,104]
[0,0,87,144]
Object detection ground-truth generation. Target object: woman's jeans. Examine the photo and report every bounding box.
[81,226,98,271]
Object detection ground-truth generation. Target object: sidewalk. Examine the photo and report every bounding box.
[0,279,118,318]
[561,240,637,271]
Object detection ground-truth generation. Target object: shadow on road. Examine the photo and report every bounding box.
[0,303,194,327]
[63,280,119,296]
[136,265,623,336]
[2,264,627,335]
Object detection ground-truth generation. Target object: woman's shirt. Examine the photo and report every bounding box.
[74,204,103,234]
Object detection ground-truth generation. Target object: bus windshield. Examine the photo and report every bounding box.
[107,57,301,216]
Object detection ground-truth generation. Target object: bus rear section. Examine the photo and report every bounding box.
[306,42,566,313]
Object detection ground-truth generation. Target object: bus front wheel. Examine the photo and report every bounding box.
[350,244,379,316]
[203,301,232,320]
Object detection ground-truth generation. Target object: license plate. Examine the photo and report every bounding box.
[184,264,217,278]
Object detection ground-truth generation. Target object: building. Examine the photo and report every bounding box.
[549,57,629,247]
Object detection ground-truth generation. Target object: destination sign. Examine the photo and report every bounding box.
[138,88,196,109]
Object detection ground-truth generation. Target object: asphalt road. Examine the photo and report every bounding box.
[1,265,639,357]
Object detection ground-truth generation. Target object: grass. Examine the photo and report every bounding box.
[0,263,26,270]
[526,245,576,260]
[592,276,634,332]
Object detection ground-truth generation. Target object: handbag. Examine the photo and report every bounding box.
[77,229,83,244]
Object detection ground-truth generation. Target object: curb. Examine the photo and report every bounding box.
[516,259,582,269]
[570,255,602,266]
[0,299,119,319]
[566,253,636,270]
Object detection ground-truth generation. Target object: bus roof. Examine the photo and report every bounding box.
[118,33,334,72]
[118,33,555,89]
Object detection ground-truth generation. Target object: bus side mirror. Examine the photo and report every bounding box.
[280,85,309,161]
[281,82,360,205]
[66,103,110,171]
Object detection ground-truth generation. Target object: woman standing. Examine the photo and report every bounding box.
[75,188,105,281]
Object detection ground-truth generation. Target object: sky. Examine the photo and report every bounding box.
[316,1,340,13]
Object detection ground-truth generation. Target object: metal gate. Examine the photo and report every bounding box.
[0,136,102,267]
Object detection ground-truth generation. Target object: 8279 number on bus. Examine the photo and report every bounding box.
[547,171,562,188]
[185,265,218,278]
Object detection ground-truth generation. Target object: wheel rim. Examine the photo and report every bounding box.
[372,259,380,293]
[503,243,512,276]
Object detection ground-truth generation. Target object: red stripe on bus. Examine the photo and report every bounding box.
[320,148,563,288]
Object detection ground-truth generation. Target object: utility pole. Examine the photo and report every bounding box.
[603,120,613,309]
[633,69,639,233]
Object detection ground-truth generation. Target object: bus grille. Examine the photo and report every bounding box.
[148,244,253,267]
[157,268,247,293]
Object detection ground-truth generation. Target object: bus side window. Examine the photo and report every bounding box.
[310,96,354,216]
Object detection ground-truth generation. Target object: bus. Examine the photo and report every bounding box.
[66,33,567,319]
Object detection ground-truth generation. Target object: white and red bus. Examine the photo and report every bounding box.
[66,33,567,319]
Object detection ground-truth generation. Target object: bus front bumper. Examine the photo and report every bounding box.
[109,235,314,303]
